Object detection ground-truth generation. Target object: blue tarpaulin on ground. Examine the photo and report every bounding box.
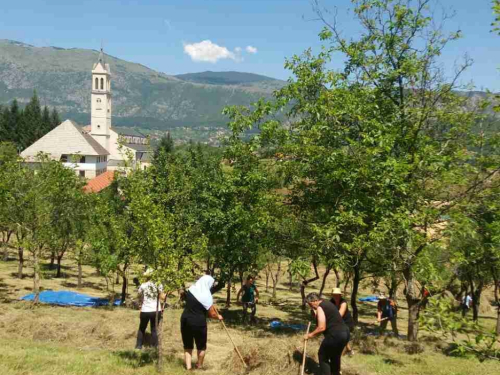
[21,290,120,307]
[358,296,379,302]
[269,320,307,331]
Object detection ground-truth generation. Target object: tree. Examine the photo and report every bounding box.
[87,180,135,304]
[223,0,500,341]
[153,132,174,161]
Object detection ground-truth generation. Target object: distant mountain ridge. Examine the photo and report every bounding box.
[0,39,285,131]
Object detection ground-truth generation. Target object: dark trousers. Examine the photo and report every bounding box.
[242,302,256,323]
[135,311,162,349]
[318,331,350,375]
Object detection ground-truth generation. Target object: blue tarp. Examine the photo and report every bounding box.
[21,290,120,307]
[269,320,307,331]
[358,296,379,302]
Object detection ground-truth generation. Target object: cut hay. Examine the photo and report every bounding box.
[223,333,319,375]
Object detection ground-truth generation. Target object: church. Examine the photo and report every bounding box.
[21,49,151,178]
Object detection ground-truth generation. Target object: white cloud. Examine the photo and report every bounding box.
[246,45,258,54]
[234,46,242,53]
[183,40,236,63]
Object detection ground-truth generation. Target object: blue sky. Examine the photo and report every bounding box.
[1,0,499,90]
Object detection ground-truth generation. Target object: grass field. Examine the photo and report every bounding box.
[0,250,499,375]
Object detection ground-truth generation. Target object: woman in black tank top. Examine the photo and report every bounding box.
[304,292,350,375]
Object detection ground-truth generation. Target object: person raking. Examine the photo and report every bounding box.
[237,275,259,324]
[180,275,223,370]
[304,292,350,375]
[330,288,354,356]
[376,293,399,337]
[135,269,165,350]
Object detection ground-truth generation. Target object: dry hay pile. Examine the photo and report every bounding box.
[0,303,138,349]
[221,332,321,375]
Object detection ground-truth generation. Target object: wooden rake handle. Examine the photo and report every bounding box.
[213,306,247,368]
[301,322,312,375]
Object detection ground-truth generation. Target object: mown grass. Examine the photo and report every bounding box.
[0,249,499,375]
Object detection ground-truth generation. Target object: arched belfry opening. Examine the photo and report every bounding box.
[100,78,104,90]
[95,77,98,90]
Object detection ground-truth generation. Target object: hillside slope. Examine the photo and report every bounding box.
[0,40,284,131]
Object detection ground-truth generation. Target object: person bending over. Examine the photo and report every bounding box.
[237,275,259,324]
[330,288,354,356]
[304,292,350,375]
[135,269,165,349]
[180,275,223,370]
[376,293,399,337]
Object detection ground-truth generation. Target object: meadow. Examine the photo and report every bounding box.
[1,250,498,375]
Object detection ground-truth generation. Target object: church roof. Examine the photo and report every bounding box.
[21,119,109,161]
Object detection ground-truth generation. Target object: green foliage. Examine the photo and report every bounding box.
[223,0,500,338]
[0,92,60,151]
[493,0,500,34]
[421,298,500,361]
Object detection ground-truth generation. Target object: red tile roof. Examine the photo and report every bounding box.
[83,170,115,193]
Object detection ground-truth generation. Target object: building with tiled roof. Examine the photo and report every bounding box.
[83,170,116,193]
[21,48,152,178]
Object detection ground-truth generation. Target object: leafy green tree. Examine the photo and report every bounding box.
[223,0,500,341]
[87,180,135,303]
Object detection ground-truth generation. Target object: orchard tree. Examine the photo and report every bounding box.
[223,0,500,341]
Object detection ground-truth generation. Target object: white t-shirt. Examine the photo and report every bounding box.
[138,281,164,312]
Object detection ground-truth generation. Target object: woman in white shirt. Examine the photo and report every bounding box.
[135,269,165,350]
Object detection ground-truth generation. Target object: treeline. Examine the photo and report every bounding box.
[0,92,61,151]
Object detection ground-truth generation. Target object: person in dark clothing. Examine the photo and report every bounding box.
[330,288,354,356]
[181,275,223,370]
[376,293,399,337]
[304,292,350,375]
[237,275,259,324]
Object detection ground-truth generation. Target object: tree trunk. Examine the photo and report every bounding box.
[77,259,83,289]
[120,274,128,304]
[300,261,320,309]
[318,266,332,296]
[56,254,64,278]
[403,266,421,342]
[265,266,270,293]
[115,272,120,285]
[226,279,232,307]
[388,274,398,300]
[2,243,8,262]
[49,251,55,270]
[271,261,281,299]
[351,265,361,324]
[17,247,24,279]
[2,231,12,261]
[333,269,341,288]
[33,250,41,304]
[288,269,293,291]
[343,272,351,294]
[471,281,483,322]
[155,297,164,372]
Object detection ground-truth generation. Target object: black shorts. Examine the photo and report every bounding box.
[181,318,207,350]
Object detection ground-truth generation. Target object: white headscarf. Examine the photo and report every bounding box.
[188,275,215,310]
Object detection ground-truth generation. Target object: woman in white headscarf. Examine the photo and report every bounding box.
[181,275,223,370]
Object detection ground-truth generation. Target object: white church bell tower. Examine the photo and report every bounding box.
[90,48,112,150]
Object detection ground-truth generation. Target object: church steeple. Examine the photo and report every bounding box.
[90,48,112,151]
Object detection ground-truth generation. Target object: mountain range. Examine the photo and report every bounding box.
[0,39,285,135]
